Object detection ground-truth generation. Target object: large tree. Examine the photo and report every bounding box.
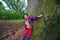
[28,0,60,40]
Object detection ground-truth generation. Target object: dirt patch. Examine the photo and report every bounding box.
[0,21,33,40]
[0,21,24,40]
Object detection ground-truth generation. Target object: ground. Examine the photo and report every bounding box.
[0,20,33,40]
[0,20,24,40]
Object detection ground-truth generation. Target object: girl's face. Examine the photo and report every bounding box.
[24,15,28,19]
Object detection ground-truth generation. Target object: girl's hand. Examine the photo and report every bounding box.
[38,14,43,18]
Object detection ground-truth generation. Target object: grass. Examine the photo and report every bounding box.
[4,19,23,23]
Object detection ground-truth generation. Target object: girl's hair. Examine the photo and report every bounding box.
[23,14,28,16]
[23,14,28,19]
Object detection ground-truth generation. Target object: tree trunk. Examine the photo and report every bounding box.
[27,0,38,15]
[28,0,60,40]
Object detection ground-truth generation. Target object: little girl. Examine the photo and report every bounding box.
[22,14,42,40]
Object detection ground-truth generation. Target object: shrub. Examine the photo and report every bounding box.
[0,10,23,20]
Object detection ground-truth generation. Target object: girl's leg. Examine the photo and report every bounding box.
[26,28,32,40]
[25,36,29,40]
[21,37,25,40]
[21,29,28,40]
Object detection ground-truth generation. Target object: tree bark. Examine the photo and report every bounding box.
[28,0,59,40]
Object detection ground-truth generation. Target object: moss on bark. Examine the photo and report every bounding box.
[28,0,60,40]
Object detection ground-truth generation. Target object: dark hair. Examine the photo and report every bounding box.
[23,14,28,16]
[23,14,28,19]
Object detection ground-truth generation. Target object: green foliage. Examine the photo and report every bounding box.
[0,0,24,20]
[5,0,24,12]
[0,2,4,11]
[0,10,23,20]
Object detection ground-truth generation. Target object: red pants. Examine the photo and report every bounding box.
[22,28,32,38]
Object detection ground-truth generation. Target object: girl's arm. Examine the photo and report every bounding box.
[30,14,42,19]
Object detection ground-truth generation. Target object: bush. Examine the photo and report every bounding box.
[0,10,23,20]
